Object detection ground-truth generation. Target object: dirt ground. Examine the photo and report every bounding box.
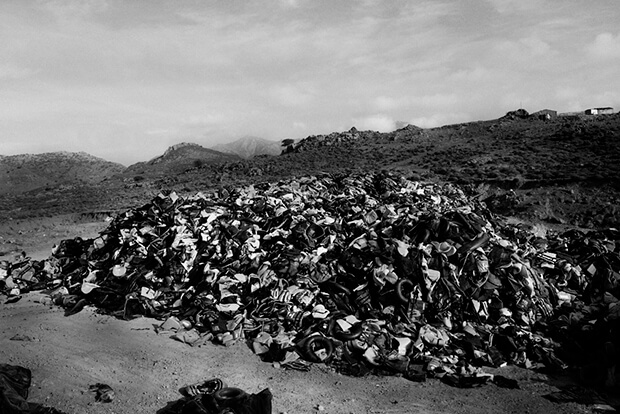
[0,214,111,261]
[0,216,610,414]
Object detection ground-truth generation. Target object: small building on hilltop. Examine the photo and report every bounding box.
[532,109,557,120]
[585,107,614,115]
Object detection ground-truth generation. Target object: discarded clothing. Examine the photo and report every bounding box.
[1,171,619,390]
[0,364,68,414]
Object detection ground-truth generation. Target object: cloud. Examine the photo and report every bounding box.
[492,36,554,64]
[0,64,38,80]
[182,114,226,127]
[146,128,174,136]
[374,94,458,113]
[448,65,490,82]
[269,84,316,107]
[394,121,409,130]
[587,32,620,59]
[485,0,540,14]
[352,114,397,132]
[409,112,469,128]
[279,0,301,8]
[579,90,620,110]
[1,1,619,164]
[520,36,551,56]
[375,96,399,111]
[38,0,109,21]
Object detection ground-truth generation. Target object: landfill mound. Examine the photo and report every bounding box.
[1,171,619,390]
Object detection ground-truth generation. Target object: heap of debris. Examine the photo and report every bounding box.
[1,171,619,389]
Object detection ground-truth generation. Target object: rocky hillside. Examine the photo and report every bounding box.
[154,112,620,229]
[124,142,241,178]
[0,151,125,195]
[211,136,283,158]
[2,111,619,229]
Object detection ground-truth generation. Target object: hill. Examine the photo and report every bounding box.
[156,112,620,229]
[1,111,619,230]
[211,136,283,158]
[0,151,125,195]
[124,142,241,178]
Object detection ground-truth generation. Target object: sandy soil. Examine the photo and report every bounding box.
[0,217,605,414]
[0,214,111,261]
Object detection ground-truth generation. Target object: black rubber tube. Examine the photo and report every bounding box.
[413,227,431,245]
[332,322,363,341]
[396,279,414,304]
[302,336,334,363]
[321,280,351,296]
[458,232,490,255]
[214,387,248,403]
[346,338,368,353]
[327,311,347,336]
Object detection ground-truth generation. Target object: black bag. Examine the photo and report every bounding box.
[177,388,273,414]
[0,364,68,414]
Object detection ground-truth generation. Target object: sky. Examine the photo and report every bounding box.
[1,0,619,165]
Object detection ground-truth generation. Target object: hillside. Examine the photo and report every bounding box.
[123,142,241,178]
[211,136,283,158]
[0,151,125,195]
[1,111,619,229]
[156,113,620,229]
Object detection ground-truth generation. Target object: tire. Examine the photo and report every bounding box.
[332,322,363,341]
[302,336,334,363]
[346,338,368,353]
[214,387,248,404]
[396,279,414,304]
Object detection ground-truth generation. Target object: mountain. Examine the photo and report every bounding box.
[3,111,620,229]
[0,151,125,194]
[211,136,283,159]
[124,142,241,177]
[157,111,620,229]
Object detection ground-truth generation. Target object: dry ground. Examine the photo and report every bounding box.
[2,291,593,414]
[0,216,606,414]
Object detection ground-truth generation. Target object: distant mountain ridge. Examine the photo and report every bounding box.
[147,142,237,164]
[0,151,125,194]
[124,142,241,177]
[0,141,256,195]
[4,111,620,230]
[211,136,282,158]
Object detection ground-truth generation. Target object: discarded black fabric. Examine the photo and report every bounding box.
[491,375,519,389]
[0,364,68,414]
[163,387,272,414]
[0,364,31,414]
[441,374,489,388]
[404,364,426,382]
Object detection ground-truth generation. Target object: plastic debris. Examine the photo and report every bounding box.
[162,379,272,414]
[89,383,115,403]
[1,171,619,394]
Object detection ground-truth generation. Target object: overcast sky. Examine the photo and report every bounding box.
[1,0,619,165]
